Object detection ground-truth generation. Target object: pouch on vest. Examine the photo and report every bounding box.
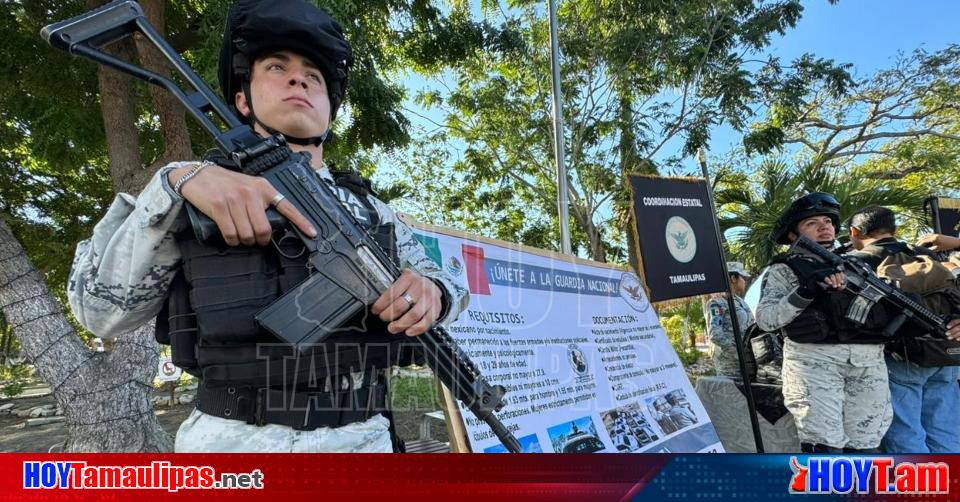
[775,253,891,343]
[156,270,200,376]
[179,239,279,343]
[877,251,960,317]
[877,249,960,366]
[888,335,960,367]
[330,168,400,267]
[741,323,783,385]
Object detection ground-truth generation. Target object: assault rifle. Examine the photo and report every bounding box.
[791,235,948,339]
[42,0,521,453]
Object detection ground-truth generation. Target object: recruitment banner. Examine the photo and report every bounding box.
[925,196,960,237]
[626,175,726,302]
[409,221,722,454]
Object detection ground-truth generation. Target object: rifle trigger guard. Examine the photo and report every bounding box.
[272,230,306,259]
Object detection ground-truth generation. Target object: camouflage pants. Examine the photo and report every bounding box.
[709,343,741,378]
[174,410,392,453]
[781,340,892,449]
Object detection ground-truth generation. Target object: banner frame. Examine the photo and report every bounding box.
[398,213,715,454]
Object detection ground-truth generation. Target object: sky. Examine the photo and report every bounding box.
[706,0,960,159]
[382,0,960,258]
[395,0,960,166]
[726,0,960,308]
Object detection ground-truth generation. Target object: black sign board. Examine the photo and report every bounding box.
[925,197,960,237]
[626,175,726,302]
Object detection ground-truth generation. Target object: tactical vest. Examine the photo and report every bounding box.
[155,169,413,389]
[772,253,892,344]
[850,241,960,366]
[848,239,911,271]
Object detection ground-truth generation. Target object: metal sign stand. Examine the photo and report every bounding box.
[697,150,765,453]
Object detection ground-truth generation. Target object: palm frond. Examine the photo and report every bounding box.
[715,157,925,272]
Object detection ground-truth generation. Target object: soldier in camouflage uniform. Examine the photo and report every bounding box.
[67,0,467,452]
[702,262,754,377]
[756,192,892,453]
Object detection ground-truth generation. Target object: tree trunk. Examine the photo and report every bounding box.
[0,218,171,451]
[1,320,14,365]
[617,85,651,273]
[568,200,606,263]
[90,0,195,195]
[135,0,194,190]
[0,316,10,365]
[585,216,607,263]
[89,0,143,195]
[626,220,640,274]
[618,92,640,175]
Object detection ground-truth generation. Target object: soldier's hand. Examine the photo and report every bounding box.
[917,233,960,252]
[798,269,846,298]
[819,271,847,292]
[371,269,444,336]
[169,163,316,246]
[945,318,960,342]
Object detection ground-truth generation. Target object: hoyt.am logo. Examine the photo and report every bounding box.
[789,456,949,495]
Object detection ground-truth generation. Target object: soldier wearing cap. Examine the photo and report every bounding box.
[756,192,893,453]
[702,262,754,378]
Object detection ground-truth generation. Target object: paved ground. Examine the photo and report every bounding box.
[0,383,447,452]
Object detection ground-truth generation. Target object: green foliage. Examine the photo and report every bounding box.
[675,348,703,368]
[391,0,855,261]
[4,0,956,368]
[715,158,925,271]
[0,0,488,316]
[390,374,440,412]
[0,2,113,296]
[0,363,33,398]
[852,101,960,224]
[658,299,705,367]
[729,45,960,268]
[745,44,960,171]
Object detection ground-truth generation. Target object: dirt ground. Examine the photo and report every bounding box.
[0,392,447,453]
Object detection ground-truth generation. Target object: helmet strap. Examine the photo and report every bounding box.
[240,80,331,147]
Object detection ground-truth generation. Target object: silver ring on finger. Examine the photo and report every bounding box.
[402,292,416,307]
[269,193,286,208]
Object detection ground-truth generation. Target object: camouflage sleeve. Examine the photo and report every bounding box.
[702,297,733,349]
[738,296,756,327]
[67,164,190,338]
[367,197,469,326]
[755,262,812,332]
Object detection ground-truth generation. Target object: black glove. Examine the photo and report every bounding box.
[796,269,838,299]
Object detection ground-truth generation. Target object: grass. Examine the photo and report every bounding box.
[390,374,441,413]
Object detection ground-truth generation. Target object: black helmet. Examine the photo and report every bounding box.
[772,192,841,244]
[218,0,353,144]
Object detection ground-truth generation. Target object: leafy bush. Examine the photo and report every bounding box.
[658,298,706,358]
[390,373,440,412]
[0,363,32,397]
[675,348,702,367]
